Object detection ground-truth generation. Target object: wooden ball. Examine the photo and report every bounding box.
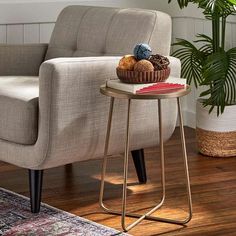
[118,55,137,71]
[134,60,154,72]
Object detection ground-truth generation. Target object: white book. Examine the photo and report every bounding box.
[106,76,187,94]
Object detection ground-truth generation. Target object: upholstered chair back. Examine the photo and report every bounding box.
[45,5,172,60]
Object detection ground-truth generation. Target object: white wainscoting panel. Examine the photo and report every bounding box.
[24,24,40,44]
[4,18,234,46]
[0,25,6,43]
[7,24,24,44]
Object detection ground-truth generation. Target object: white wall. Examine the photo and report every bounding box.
[1,0,236,24]
[0,0,236,128]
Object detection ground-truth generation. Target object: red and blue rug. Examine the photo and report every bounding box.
[0,188,127,235]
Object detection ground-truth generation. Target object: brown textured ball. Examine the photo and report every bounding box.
[118,55,137,71]
[134,59,154,72]
[148,54,170,70]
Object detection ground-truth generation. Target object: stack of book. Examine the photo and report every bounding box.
[106,76,186,94]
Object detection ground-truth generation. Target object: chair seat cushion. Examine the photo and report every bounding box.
[0,76,39,145]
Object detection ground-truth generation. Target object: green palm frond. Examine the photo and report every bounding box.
[168,0,236,115]
[172,34,213,87]
[227,0,236,4]
[200,48,236,114]
[204,0,234,11]
[172,39,204,87]
[194,34,213,44]
[167,0,193,8]
[198,0,235,19]
[194,34,213,54]
[168,0,236,17]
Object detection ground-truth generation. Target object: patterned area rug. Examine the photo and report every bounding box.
[0,188,127,236]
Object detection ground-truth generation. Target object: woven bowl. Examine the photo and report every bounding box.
[116,67,170,84]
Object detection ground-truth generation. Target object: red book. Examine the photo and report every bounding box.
[136,83,185,94]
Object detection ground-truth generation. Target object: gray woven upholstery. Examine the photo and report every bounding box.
[0,6,180,170]
[0,44,48,76]
[46,6,171,59]
[0,76,39,144]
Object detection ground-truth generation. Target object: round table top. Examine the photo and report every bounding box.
[100,85,191,100]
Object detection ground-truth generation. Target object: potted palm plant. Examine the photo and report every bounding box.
[168,0,236,157]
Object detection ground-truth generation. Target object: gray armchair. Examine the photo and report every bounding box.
[0,6,181,212]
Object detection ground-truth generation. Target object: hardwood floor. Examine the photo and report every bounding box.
[1,127,236,235]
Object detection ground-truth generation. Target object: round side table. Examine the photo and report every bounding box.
[99,85,193,232]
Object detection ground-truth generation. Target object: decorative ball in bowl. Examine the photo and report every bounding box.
[133,43,152,60]
[116,49,171,84]
[116,67,171,84]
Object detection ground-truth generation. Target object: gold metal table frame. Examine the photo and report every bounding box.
[99,85,193,232]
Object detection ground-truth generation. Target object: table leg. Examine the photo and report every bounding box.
[99,97,114,210]
[177,97,193,223]
[141,98,192,225]
[121,99,131,230]
[121,99,165,231]
[158,99,166,206]
[99,97,193,232]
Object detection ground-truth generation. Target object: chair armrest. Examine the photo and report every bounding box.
[37,56,180,169]
[37,56,121,168]
[167,56,181,78]
[0,44,48,76]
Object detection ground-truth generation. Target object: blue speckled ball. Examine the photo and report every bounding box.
[133,43,152,60]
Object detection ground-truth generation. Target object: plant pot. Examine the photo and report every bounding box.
[196,99,236,157]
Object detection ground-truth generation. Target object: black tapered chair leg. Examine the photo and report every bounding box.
[131,149,147,184]
[28,169,43,213]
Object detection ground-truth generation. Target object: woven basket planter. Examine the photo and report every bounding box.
[196,99,236,157]
[116,67,170,84]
